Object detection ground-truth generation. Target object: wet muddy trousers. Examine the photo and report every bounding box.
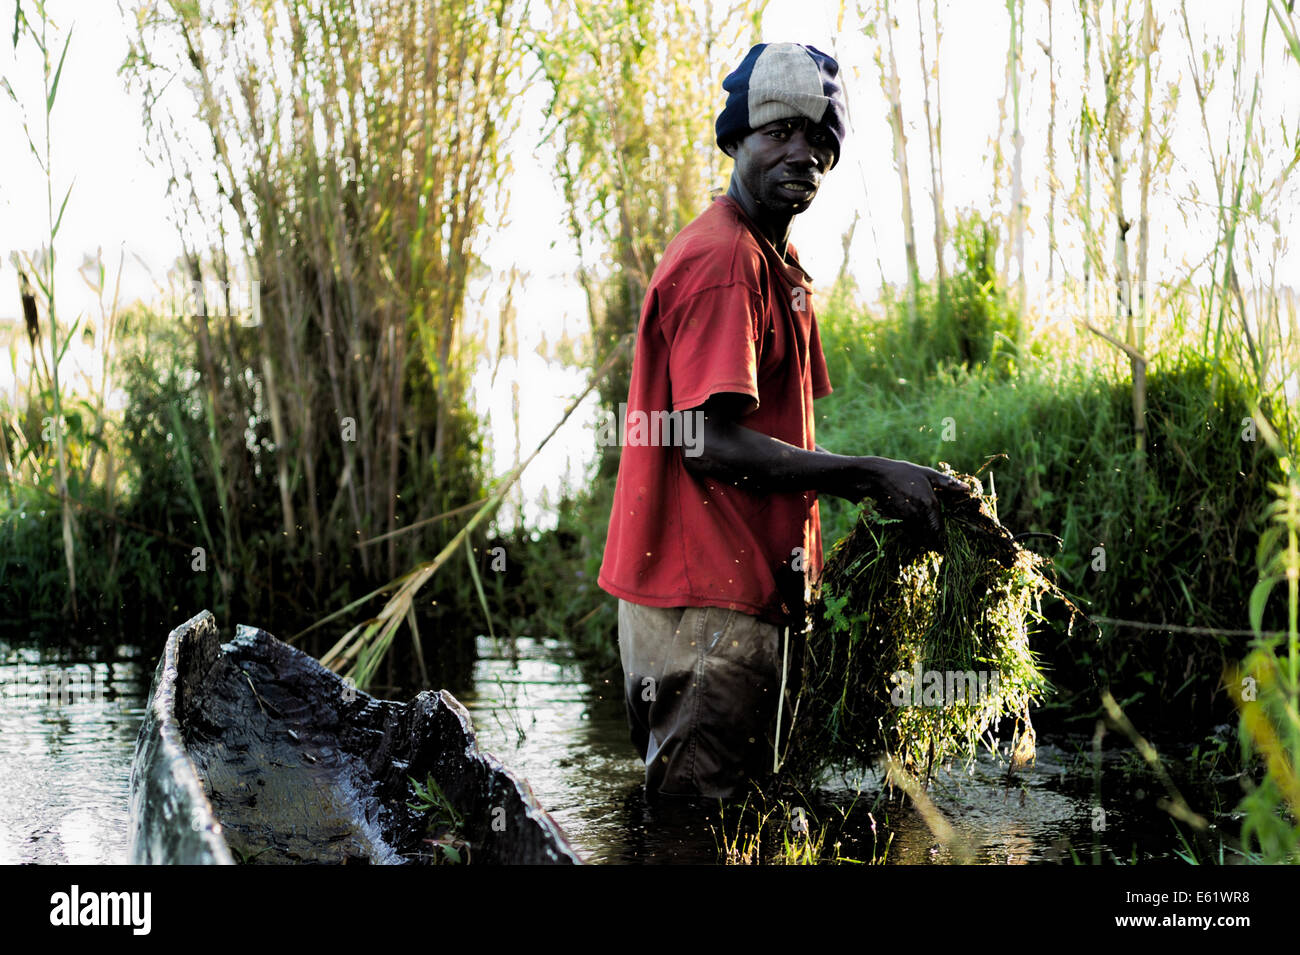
[618,600,795,799]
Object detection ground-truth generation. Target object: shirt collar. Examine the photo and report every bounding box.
[717,195,815,287]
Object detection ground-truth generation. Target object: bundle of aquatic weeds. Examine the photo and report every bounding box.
[782,467,1060,787]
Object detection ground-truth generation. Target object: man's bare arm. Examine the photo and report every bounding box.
[681,393,963,533]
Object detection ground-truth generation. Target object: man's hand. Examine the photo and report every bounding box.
[849,459,965,538]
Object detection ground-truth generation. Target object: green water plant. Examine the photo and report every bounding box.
[407,773,467,865]
[783,470,1061,785]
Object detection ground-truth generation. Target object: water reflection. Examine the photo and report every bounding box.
[0,646,148,865]
[452,635,1190,865]
[0,631,1198,865]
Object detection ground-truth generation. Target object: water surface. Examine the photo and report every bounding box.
[0,644,149,864]
[0,631,1220,864]
[451,635,1206,864]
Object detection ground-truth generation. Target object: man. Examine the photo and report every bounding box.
[598,42,962,799]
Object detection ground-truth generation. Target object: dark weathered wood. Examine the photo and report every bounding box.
[128,612,234,865]
[129,611,581,865]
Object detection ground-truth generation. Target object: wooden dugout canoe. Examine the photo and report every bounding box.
[128,611,581,865]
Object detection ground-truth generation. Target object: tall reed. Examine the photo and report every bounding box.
[4,0,79,618]
[121,0,530,631]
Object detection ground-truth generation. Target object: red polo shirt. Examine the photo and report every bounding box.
[597,195,833,625]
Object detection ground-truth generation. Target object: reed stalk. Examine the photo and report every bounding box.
[5,2,78,617]
[312,337,631,690]
[876,0,920,333]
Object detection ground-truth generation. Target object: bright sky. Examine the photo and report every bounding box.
[1,0,1295,526]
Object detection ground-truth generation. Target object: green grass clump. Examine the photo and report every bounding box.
[407,773,468,864]
[785,472,1058,785]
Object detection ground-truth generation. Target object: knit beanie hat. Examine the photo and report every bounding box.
[715,43,848,167]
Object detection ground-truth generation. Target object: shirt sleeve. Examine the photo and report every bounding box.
[661,282,764,413]
[809,309,833,399]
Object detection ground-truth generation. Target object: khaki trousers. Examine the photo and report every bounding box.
[617,599,785,799]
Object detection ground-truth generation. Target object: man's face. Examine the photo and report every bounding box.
[727,117,835,215]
